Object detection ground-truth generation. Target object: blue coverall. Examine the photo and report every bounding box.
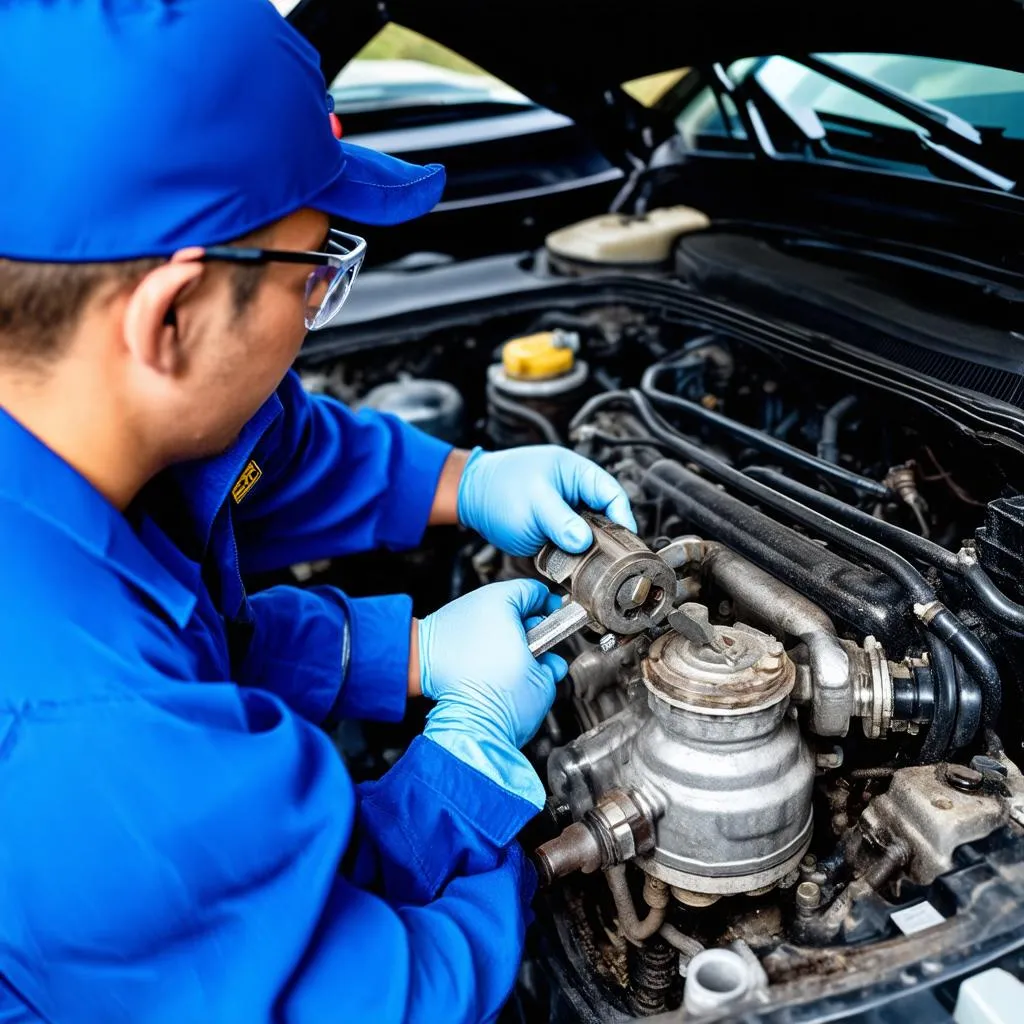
[0,371,538,1023]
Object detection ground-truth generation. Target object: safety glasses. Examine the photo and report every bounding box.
[201,228,366,330]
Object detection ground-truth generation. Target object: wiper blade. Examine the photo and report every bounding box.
[795,54,1015,192]
[706,61,828,159]
[801,54,981,145]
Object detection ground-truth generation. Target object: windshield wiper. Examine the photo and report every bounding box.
[702,56,1016,193]
[705,61,828,160]
[794,55,1016,193]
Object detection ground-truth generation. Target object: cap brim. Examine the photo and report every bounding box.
[308,141,446,227]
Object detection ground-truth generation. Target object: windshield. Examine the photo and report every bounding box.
[675,54,1024,188]
[328,24,533,116]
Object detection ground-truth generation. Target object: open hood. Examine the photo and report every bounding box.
[291,0,1024,161]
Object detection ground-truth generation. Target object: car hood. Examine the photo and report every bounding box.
[291,0,1024,156]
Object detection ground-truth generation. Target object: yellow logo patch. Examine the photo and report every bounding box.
[232,460,262,504]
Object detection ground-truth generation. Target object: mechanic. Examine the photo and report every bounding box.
[0,2,636,1022]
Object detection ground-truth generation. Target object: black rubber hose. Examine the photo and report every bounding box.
[919,635,956,762]
[485,382,562,446]
[960,558,1024,632]
[817,395,858,463]
[630,391,937,600]
[926,606,1002,727]
[569,389,631,434]
[639,365,891,500]
[746,466,958,571]
[952,657,983,753]
[748,466,1024,633]
[626,392,999,729]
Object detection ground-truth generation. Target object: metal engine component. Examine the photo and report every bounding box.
[859,764,1016,885]
[545,606,815,896]
[358,378,464,443]
[529,513,676,649]
[535,789,657,886]
[660,537,908,739]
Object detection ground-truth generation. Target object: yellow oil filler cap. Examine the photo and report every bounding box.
[502,329,578,381]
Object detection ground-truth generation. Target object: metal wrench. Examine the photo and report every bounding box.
[526,600,590,657]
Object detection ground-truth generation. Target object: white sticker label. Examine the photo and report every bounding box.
[891,901,946,935]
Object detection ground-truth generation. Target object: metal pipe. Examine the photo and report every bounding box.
[604,865,667,946]
[658,923,705,962]
[806,839,909,944]
[701,542,853,737]
[640,364,890,499]
[817,395,858,463]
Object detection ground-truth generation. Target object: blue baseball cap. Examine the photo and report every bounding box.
[0,0,446,262]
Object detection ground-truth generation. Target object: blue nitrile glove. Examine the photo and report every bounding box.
[456,445,638,557]
[419,579,569,807]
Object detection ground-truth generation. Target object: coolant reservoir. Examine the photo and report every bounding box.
[486,328,590,446]
[546,206,710,273]
[502,331,576,381]
[488,329,588,399]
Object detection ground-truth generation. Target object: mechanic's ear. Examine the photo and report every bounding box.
[122,248,205,375]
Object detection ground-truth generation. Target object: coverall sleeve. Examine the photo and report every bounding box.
[0,687,538,1024]
[241,584,411,724]
[234,370,453,574]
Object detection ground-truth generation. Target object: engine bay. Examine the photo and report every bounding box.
[293,291,1024,1021]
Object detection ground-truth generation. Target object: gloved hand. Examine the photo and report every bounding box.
[419,579,568,807]
[456,445,637,557]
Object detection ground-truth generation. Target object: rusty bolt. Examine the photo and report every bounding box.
[643,876,670,910]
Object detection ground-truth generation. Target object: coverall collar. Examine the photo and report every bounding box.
[0,392,281,629]
[167,392,283,552]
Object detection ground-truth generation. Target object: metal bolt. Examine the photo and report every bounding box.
[616,575,651,611]
[944,764,983,793]
[599,633,618,653]
[795,882,821,911]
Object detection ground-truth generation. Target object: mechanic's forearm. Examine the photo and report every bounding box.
[408,618,422,698]
[428,448,470,526]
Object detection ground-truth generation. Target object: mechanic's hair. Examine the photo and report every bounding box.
[0,239,264,365]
